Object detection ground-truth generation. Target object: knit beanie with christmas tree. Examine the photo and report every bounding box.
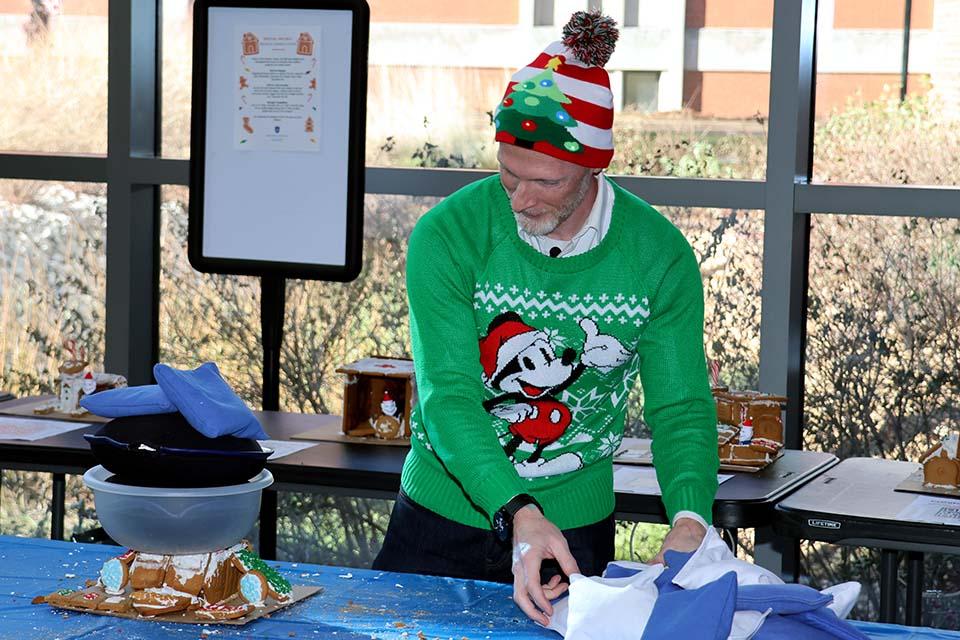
[494,11,618,168]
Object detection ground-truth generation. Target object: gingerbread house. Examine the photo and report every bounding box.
[921,433,960,488]
[241,32,259,56]
[43,541,292,622]
[336,356,416,440]
[713,387,788,468]
[296,32,314,56]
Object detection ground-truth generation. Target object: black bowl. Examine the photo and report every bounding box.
[83,412,271,487]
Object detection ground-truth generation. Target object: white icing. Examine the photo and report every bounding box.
[203,543,247,583]
[169,553,208,585]
[104,596,125,603]
[132,553,166,569]
[142,585,200,604]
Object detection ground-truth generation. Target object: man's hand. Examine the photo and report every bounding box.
[649,517,708,566]
[511,506,581,626]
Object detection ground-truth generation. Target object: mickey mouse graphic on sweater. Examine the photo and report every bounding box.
[478,311,631,477]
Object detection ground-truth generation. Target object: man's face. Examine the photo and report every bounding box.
[498,144,594,237]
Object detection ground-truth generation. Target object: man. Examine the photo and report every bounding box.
[373,12,718,626]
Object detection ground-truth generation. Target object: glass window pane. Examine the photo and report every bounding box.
[805,213,960,627]
[625,206,763,437]
[0,179,106,540]
[812,1,960,185]
[159,185,263,405]
[280,194,438,414]
[162,1,192,158]
[806,214,960,459]
[0,179,107,397]
[0,2,108,153]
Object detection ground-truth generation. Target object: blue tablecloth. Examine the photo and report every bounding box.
[0,535,957,639]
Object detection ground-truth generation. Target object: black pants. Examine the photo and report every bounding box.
[372,490,615,584]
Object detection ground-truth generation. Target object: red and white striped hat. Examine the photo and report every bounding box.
[494,11,618,169]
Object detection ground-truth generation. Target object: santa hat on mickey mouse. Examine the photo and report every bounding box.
[479,314,547,385]
[494,11,619,168]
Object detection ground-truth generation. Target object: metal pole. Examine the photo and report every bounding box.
[261,276,286,412]
[105,0,161,385]
[754,0,818,580]
[900,0,912,102]
[880,549,900,623]
[259,488,279,560]
[50,473,66,541]
[906,551,924,626]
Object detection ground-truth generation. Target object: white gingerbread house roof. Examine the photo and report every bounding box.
[922,432,959,464]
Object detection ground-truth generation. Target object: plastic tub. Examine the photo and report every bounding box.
[83,465,273,554]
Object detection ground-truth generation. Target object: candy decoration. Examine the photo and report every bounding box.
[521,120,537,132]
[233,549,292,597]
[99,557,128,595]
[563,141,581,152]
[238,571,268,605]
[502,97,513,107]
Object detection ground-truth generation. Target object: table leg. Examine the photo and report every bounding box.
[879,549,899,623]
[259,488,278,560]
[754,526,800,583]
[905,551,924,627]
[51,473,65,541]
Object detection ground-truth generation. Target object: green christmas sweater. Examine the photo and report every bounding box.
[401,174,719,531]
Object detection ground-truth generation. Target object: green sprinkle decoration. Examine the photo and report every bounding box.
[234,549,292,596]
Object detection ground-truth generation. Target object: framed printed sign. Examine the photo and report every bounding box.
[189,0,368,281]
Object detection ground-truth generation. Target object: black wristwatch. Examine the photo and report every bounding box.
[492,494,543,542]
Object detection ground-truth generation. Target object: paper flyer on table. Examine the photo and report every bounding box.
[896,494,960,525]
[614,466,734,496]
[235,26,322,151]
[257,439,317,460]
[0,417,92,441]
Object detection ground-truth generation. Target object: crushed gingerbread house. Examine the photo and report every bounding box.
[713,387,787,468]
[921,432,960,488]
[336,356,416,440]
[39,541,294,622]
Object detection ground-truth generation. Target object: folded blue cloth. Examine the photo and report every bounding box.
[641,571,737,640]
[153,362,267,440]
[738,583,833,615]
[79,385,176,417]
[605,549,868,640]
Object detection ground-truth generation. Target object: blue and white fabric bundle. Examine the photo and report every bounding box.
[80,362,267,440]
[547,528,865,640]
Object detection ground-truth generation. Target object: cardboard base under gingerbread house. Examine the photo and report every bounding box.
[614,437,780,473]
[894,468,960,499]
[0,397,110,423]
[43,584,321,626]
[292,419,410,447]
